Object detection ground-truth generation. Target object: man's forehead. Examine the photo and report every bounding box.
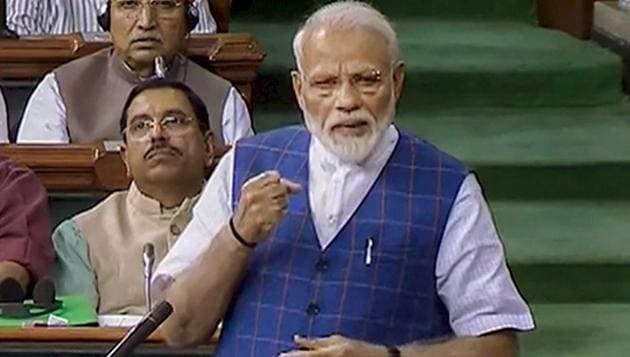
[300,26,390,73]
[127,88,192,116]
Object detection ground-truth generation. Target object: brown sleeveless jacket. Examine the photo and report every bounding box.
[54,48,230,144]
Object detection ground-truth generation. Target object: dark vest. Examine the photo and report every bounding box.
[54,48,231,144]
[216,126,468,356]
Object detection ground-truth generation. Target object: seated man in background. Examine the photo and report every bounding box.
[52,80,215,315]
[0,156,53,301]
[17,0,250,145]
[156,1,534,356]
[6,0,228,35]
[0,88,7,143]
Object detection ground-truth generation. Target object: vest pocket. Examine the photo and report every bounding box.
[358,237,434,327]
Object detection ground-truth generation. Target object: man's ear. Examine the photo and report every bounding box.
[119,141,132,178]
[392,61,405,101]
[203,131,216,168]
[291,70,306,111]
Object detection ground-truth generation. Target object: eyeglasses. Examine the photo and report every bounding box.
[125,113,195,140]
[113,0,184,19]
[303,69,384,97]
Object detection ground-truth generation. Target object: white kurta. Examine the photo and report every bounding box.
[17,73,252,145]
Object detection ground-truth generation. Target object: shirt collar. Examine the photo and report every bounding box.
[126,181,200,217]
[310,124,400,174]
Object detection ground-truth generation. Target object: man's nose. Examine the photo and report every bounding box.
[149,123,169,141]
[137,4,157,30]
[334,81,362,113]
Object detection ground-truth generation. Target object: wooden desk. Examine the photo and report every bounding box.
[0,143,128,192]
[0,327,215,356]
[0,33,265,105]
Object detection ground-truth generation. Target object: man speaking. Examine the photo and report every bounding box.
[154,1,534,356]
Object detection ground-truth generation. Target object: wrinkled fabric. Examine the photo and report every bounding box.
[0,156,53,281]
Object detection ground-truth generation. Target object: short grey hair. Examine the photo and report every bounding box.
[292,1,400,72]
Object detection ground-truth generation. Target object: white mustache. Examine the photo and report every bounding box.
[324,111,375,132]
[303,94,397,164]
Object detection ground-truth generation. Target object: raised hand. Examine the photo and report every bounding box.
[231,170,302,245]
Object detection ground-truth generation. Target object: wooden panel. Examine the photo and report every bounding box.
[0,143,229,192]
[0,144,128,192]
[0,33,265,105]
[537,0,595,39]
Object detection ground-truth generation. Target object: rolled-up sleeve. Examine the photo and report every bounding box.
[153,149,235,287]
[436,174,535,336]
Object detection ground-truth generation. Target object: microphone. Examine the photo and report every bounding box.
[32,277,57,307]
[0,278,24,303]
[142,243,155,312]
[0,0,18,39]
[105,300,173,357]
[154,56,166,79]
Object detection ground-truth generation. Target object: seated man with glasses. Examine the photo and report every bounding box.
[17,0,251,146]
[51,79,215,316]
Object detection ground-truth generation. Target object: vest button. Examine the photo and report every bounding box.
[315,258,328,272]
[170,224,181,236]
[306,303,320,316]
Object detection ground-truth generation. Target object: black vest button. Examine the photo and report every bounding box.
[315,258,328,272]
[306,303,320,316]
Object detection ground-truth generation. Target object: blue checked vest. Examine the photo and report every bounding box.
[216,126,468,356]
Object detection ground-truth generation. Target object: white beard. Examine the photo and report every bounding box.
[303,97,396,164]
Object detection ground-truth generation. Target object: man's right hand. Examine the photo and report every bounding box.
[231,170,302,245]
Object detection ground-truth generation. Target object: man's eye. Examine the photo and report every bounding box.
[312,79,337,88]
[359,76,378,84]
[131,121,149,131]
[153,0,178,9]
[162,118,176,127]
[162,116,187,127]
[356,75,380,86]
[118,0,139,10]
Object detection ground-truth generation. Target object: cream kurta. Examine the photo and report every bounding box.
[52,183,198,315]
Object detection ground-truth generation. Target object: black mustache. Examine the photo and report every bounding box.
[144,145,182,159]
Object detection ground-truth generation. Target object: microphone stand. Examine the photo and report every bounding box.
[105,301,173,357]
[142,243,155,313]
[0,0,18,39]
[154,56,166,79]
